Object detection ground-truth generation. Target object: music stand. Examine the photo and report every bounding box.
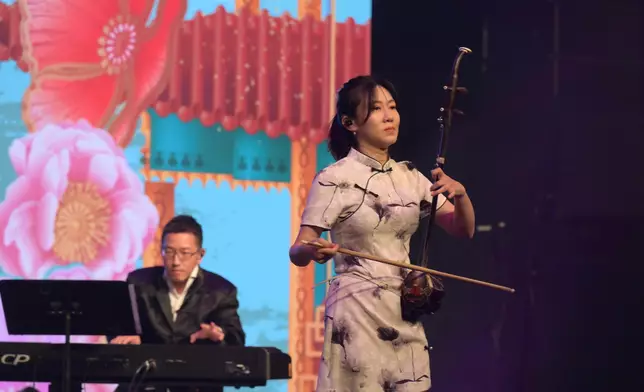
[0,279,143,392]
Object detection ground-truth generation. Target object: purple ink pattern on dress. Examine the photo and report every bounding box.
[300,148,447,391]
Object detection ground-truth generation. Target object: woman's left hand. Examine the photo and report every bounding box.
[430,168,467,199]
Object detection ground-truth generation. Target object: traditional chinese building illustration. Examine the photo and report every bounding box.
[0,1,371,390]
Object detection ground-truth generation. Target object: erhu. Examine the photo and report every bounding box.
[305,47,514,317]
[400,46,474,323]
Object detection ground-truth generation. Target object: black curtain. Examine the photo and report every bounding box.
[371,0,644,391]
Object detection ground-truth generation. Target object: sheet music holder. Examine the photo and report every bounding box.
[0,279,143,392]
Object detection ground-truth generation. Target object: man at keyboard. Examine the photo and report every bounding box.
[109,214,245,347]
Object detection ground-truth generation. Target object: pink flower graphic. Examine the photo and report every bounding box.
[47,264,131,282]
[18,0,187,148]
[0,120,159,279]
[0,384,45,392]
[0,385,117,392]
[0,384,116,392]
[46,265,94,280]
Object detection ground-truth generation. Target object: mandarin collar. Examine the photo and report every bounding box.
[347,148,394,172]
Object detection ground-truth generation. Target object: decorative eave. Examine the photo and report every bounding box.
[141,170,288,191]
[138,111,290,191]
[153,7,370,144]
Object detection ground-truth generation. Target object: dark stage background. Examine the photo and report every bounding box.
[371,0,644,391]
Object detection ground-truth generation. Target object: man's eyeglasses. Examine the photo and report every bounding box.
[161,248,201,260]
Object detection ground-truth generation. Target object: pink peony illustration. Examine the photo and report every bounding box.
[18,0,187,148]
[46,265,95,281]
[47,264,130,282]
[0,384,45,392]
[0,384,116,392]
[0,120,159,279]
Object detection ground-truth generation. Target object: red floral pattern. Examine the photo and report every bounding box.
[18,0,187,147]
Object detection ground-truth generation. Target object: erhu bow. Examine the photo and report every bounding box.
[400,47,474,322]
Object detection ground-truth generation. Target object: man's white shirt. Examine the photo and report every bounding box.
[165,265,199,322]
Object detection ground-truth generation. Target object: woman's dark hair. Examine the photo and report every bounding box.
[327,75,398,161]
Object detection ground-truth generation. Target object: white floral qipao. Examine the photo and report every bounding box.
[301,148,448,392]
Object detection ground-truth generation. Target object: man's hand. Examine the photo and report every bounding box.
[110,335,141,345]
[190,322,225,343]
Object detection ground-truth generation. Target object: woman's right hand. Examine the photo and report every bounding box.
[307,237,339,264]
[290,226,340,267]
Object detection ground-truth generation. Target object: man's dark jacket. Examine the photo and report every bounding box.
[124,266,245,346]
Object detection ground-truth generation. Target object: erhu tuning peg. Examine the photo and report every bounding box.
[443,86,469,94]
[439,107,465,116]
